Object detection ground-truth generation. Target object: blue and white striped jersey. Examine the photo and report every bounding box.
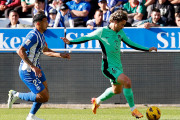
[20,29,46,72]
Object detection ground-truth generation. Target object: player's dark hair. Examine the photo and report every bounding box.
[109,10,127,22]
[33,10,47,23]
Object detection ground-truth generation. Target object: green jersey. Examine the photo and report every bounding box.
[123,2,146,15]
[69,26,149,82]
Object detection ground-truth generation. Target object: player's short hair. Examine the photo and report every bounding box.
[109,10,127,22]
[33,10,47,23]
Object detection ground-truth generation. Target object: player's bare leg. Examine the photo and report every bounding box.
[26,81,49,120]
[117,73,143,118]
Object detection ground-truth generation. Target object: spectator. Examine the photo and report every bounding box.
[66,0,91,27]
[123,0,146,24]
[33,0,52,23]
[137,0,156,19]
[174,4,180,17]
[85,0,99,20]
[0,0,6,17]
[86,9,108,30]
[175,13,180,27]
[50,0,64,10]
[144,0,156,7]
[5,0,12,5]
[48,8,57,27]
[106,0,128,13]
[147,0,175,26]
[6,10,32,27]
[168,0,180,4]
[0,0,20,18]
[98,0,111,22]
[168,0,179,17]
[83,0,91,2]
[53,3,74,27]
[144,0,156,18]
[138,0,155,7]
[14,0,35,18]
[63,0,70,3]
[138,8,166,29]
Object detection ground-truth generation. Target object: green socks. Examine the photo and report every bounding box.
[123,88,135,108]
[96,87,135,109]
[96,87,115,104]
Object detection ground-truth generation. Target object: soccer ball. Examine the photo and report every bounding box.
[146,106,161,120]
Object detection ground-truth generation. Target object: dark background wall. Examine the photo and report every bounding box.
[1,52,180,104]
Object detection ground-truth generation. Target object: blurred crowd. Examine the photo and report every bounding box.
[0,0,179,28]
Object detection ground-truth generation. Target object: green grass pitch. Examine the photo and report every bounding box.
[1,107,180,120]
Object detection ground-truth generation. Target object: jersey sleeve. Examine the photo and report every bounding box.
[121,30,149,51]
[138,4,146,15]
[22,33,38,50]
[82,2,91,12]
[69,28,102,45]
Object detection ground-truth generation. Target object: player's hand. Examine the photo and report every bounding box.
[61,37,70,44]
[60,53,71,59]
[149,47,157,52]
[31,66,42,78]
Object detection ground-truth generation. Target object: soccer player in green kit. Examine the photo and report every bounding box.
[61,10,157,119]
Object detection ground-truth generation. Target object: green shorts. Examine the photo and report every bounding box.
[102,67,123,85]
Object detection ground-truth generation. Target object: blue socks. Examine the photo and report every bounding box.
[30,102,42,114]
[19,92,42,115]
[19,92,36,102]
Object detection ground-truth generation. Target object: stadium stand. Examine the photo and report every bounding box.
[0,18,32,27]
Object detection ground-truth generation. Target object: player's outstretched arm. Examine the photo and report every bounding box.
[149,47,157,52]
[61,37,70,44]
[43,46,70,59]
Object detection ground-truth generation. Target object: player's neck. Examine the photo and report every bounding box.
[109,24,118,32]
[36,27,44,34]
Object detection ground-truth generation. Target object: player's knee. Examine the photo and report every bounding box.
[43,95,49,103]
[113,89,122,94]
[36,94,49,103]
[40,96,49,103]
[124,79,132,88]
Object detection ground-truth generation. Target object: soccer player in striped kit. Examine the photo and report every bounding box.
[7,10,70,120]
[61,10,157,119]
